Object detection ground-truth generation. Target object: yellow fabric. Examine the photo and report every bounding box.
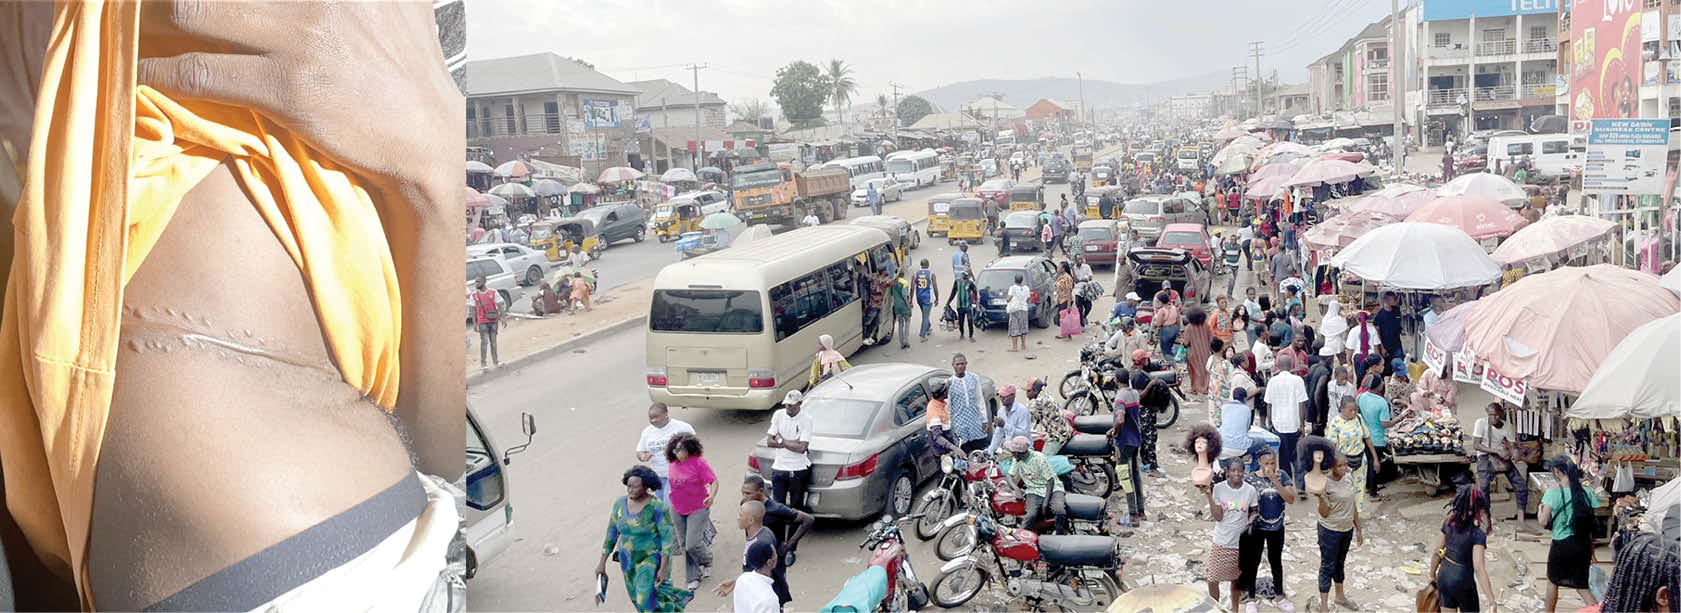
[0,2,403,607]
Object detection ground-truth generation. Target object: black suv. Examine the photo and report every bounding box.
[577,201,648,246]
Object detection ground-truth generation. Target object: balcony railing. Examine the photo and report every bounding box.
[1365,58,1390,71]
[1474,85,1517,101]
[1476,39,1517,56]
[1428,44,1470,61]
[1522,38,1556,54]
[1427,88,1467,105]
[467,113,567,139]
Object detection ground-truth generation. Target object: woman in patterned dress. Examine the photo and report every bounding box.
[1324,398,1375,515]
[596,466,693,612]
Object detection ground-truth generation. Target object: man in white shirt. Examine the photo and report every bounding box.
[1472,402,1535,533]
[568,245,591,272]
[1251,334,1275,375]
[732,540,781,613]
[1263,353,1308,489]
[1006,274,1032,352]
[801,211,821,227]
[1325,365,1357,428]
[767,390,814,511]
[636,402,695,509]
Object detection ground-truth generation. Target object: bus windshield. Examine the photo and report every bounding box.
[886,159,915,174]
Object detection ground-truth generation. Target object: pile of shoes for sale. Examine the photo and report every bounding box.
[1389,419,1465,456]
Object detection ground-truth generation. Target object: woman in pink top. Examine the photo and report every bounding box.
[665,432,718,591]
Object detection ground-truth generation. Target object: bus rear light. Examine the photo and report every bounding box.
[748,369,776,389]
[646,367,668,387]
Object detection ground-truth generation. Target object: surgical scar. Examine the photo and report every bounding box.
[119,304,336,377]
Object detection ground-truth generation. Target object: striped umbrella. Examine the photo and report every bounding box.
[489,182,537,199]
[598,166,644,183]
[494,160,534,179]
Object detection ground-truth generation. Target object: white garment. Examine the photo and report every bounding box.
[636,419,696,478]
[1211,481,1259,548]
[1320,302,1349,353]
[257,473,459,612]
[767,409,814,471]
[1251,342,1275,374]
[1263,371,1308,434]
[802,214,821,227]
[1472,418,1514,458]
[1326,381,1357,415]
[568,250,591,270]
[731,571,782,613]
[1006,283,1032,313]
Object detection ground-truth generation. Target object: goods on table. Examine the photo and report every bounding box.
[1388,416,1465,457]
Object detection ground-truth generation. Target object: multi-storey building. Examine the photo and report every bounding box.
[1414,0,1560,144]
[464,52,640,174]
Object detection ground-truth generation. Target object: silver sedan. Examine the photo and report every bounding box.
[748,363,996,520]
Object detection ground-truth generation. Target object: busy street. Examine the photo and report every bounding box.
[462,2,1681,613]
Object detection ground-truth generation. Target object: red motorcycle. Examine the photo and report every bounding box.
[819,514,930,612]
[928,513,1125,610]
[927,451,1110,561]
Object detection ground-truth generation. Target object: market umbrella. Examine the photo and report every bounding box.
[465,160,493,174]
[569,183,601,195]
[1213,126,1247,141]
[661,167,698,183]
[1105,584,1223,613]
[1301,210,1399,250]
[696,166,726,181]
[481,193,509,207]
[1346,183,1434,218]
[1258,141,1311,161]
[1211,142,1258,167]
[1406,195,1530,240]
[1318,151,1365,163]
[464,185,489,208]
[493,160,533,179]
[488,182,536,199]
[1330,222,1501,290]
[530,178,567,197]
[1463,265,1680,392]
[1437,173,1526,204]
[1491,216,1616,266]
[1565,314,1680,423]
[1283,158,1374,188]
[1250,160,1304,183]
[1215,154,1253,176]
[1249,131,1274,142]
[1228,135,1264,150]
[699,212,742,229]
[1243,175,1290,199]
[597,166,644,183]
[1322,137,1358,150]
[1641,476,1681,537]
[1424,300,1478,352]
[1662,266,1681,296]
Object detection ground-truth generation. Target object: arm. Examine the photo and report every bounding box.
[1352,498,1363,545]
[1269,472,1297,500]
[1472,544,1497,612]
[1426,532,1446,580]
[1536,492,1553,527]
[598,510,619,576]
[1315,490,1332,518]
[782,439,810,454]
[1205,486,1223,521]
[635,433,653,462]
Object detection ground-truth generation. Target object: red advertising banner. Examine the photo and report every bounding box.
[1570,0,1645,120]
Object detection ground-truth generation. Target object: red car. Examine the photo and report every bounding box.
[976,178,1015,207]
[1154,222,1214,269]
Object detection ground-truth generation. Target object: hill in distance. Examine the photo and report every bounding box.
[913,72,1231,112]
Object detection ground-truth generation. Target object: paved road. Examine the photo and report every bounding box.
[465,188,1126,611]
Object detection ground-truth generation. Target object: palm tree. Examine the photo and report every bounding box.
[876,93,890,128]
[826,59,856,130]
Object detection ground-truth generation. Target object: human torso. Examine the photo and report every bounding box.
[1327,415,1366,456]
[1211,482,1257,547]
[914,270,934,304]
[1440,524,1485,568]
[1245,472,1292,530]
[1219,403,1252,451]
[667,457,715,515]
[1007,285,1030,311]
[768,411,812,471]
[1011,452,1063,497]
[1356,392,1390,446]
[639,420,694,477]
[1319,476,1356,531]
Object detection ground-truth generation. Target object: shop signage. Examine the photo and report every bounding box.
[1582,119,1671,195]
[1422,337,1447,374]
[1452,347,1480,383]
[1479,364,1530,405]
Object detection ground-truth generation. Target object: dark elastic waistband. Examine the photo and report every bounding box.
[145,472,427,611]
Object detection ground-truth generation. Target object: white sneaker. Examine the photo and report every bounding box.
[700,564,712,580]
[686,580,700,591]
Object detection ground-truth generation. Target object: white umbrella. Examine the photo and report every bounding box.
[1437,173,1527,204]
[598,166,644,183]
[569,183,601,195]
[661,167,698,183]
[1644,476,1680,536]
[488,182,536,199]
[465,160,493,174]
[1566,313,1681,422]
[1211,142,1258,167]
[1330,222,1501,290]
[699,212,742,229]
[1662,265,1681,297]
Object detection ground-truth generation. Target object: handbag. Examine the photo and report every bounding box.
[1415,584,1440,612]
[477,291,501,322]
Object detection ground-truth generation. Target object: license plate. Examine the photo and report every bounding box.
[1085,245,1099,251]
[992,299,1007,306]
[693,372,724,387]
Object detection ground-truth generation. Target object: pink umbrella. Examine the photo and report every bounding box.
[1249,161,1303,183]
[1424,300,1478,352]
[1214,126,1247,141]
[1347,184,1434,218]
[597,166,645,183]
[1244,175,1290,199]
[1301,210,1399,250]
[1317,151,1365,163]
[1283,158,1374,188]
[1405,195,1530,240]
[1491,216,1617,265]
[465,185,489,208]
[1249,131,1274,142]
[1259,141,1311,160]
[1463,265,1680,392]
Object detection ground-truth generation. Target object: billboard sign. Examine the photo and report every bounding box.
[1581,118,1670,195]
[1422,0,1557,22]
[1570,0,1644,120]
[582,99,622,128]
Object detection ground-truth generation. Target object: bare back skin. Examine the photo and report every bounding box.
[88,163,417,609]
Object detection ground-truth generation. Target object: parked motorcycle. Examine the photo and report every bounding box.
[929,451,1111,561]
[822,514,930,612]
[1059,347,1183,429]
[928,514,1126,610]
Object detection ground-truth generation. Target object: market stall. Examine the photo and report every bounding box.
[1564,313,1681,519]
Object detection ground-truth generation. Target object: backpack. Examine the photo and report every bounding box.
[476,290,500,322]
[1254,488,1287,531]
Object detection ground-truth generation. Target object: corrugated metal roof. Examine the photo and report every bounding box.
[626,79,726,109]
[465,52,638,97]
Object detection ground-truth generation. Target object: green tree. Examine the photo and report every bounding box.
[875,94,890,127]
[771,61,829,128]
[826,59,856,129]
[897,95,933,127]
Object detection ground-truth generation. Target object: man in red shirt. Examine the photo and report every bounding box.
[1277,336,1311,378]
[473,276,502,371]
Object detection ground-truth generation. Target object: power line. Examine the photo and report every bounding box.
[1273,0,1374,53]
[1271,0,1363,49]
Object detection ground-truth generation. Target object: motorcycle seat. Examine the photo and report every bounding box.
[1060,434,1110,456]
[1146,369,1179,387]
[1036,534,1116,567]
[1063,493,1106,521]
[1071,415,1113,435]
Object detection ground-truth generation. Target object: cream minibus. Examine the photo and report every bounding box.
[646,224,897,411]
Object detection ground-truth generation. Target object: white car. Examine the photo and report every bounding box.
[466,257,523,323]
[850,178,906,207]
[468,242,549,287]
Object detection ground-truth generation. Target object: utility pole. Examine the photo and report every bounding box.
[686,63,707,170]
[1231,66,1248,121]
[889,81,903,145]
[1390,0,1406,171]
[1248,41,1264,119]
[986,90,1004,143]
[1076,72,1087,129]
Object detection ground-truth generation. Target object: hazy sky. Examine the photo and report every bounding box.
[468,0,1392,108]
